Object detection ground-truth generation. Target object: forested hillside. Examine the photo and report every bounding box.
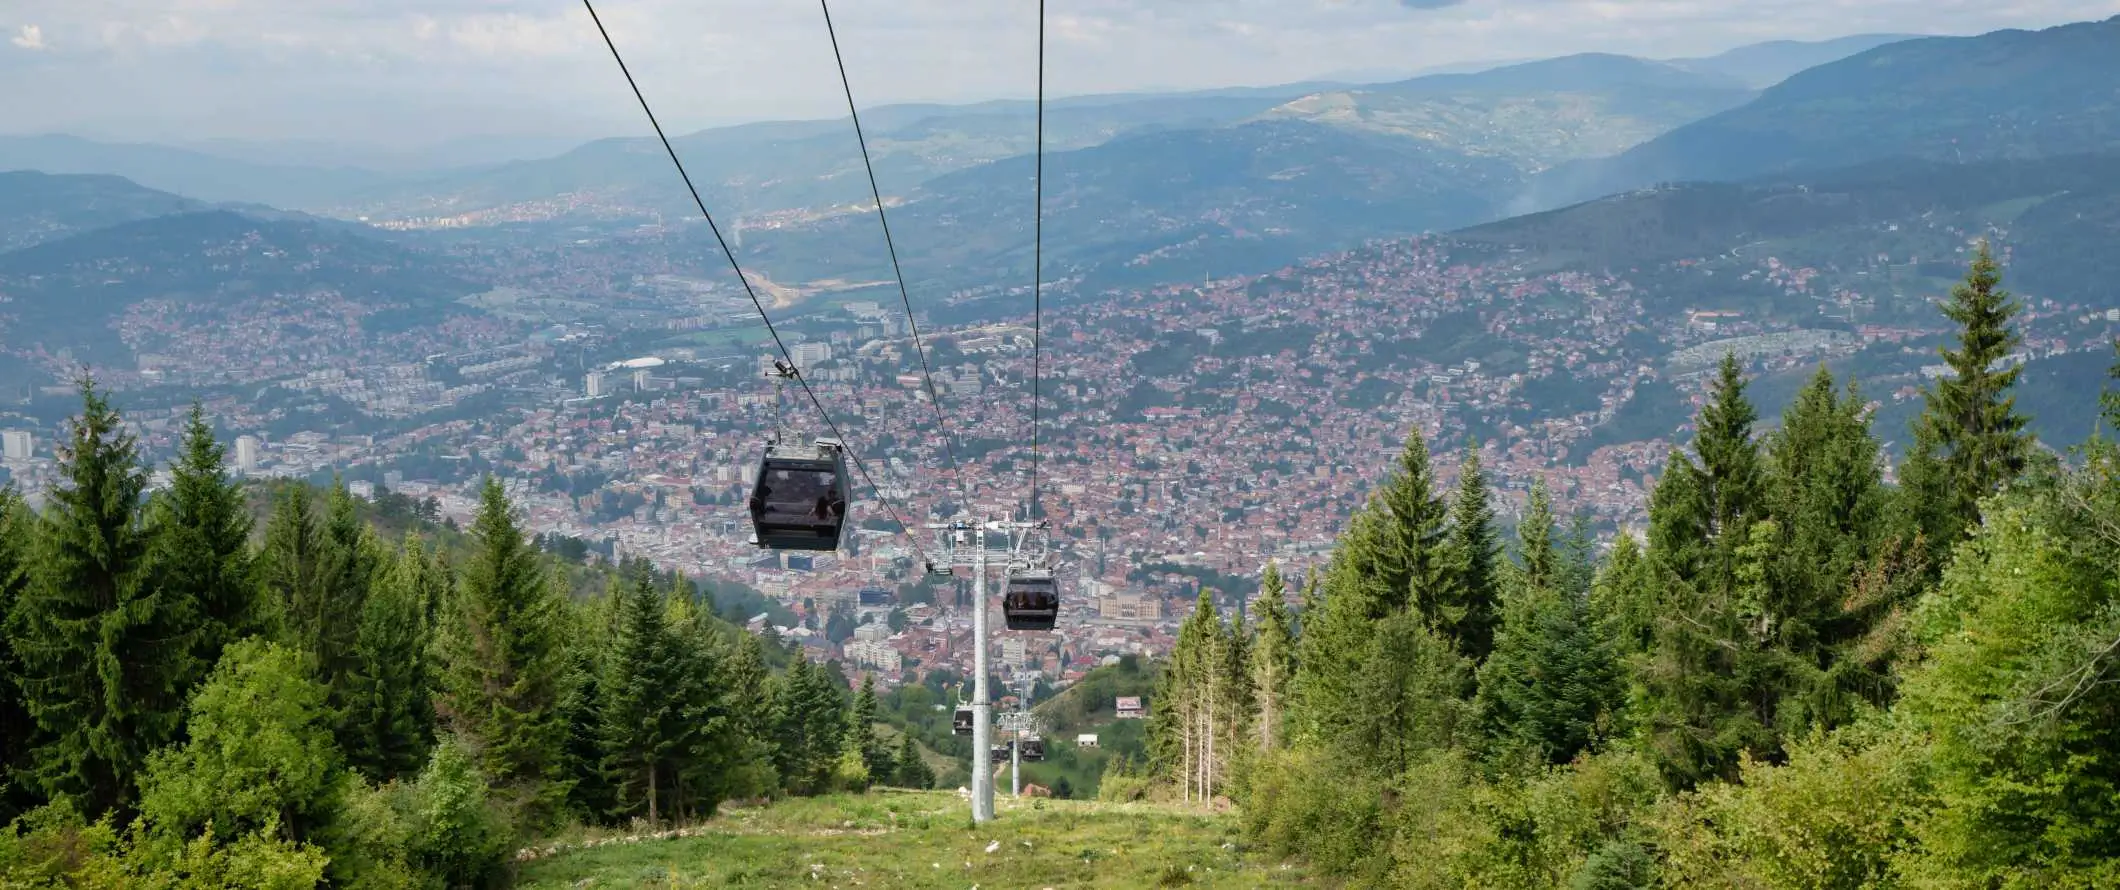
[0,393,930,887]
[1134,244,2120,886]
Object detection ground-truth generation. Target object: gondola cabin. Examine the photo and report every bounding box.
[953,706,974,736]
[1019,737,1046,761]
[991,742,1013,763]
[747,438,850,551]
[1003,571,1059,631]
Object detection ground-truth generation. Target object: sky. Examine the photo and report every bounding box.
[5,0,2120,164]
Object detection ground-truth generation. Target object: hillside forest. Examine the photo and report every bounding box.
[0,242,2116,887]
[0,393,935,887]
[1126,243,2120,887]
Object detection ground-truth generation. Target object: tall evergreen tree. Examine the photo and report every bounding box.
[1517,480,1560,592]
[1590,532,1656,658]
[893,733,933,789]
[599,571,686,822]
[7,379,192,816]
[1636,358,1773,788]
[1476,579,1623,767]
[1903,240,2034,571]
[436,477,573,824]
[314,479,377,689]
[847,673,890,785]
[767,657,849,796]
[343,535,439,782]
[1379,431,1450,619]
[260,484,327,657]
[1437,448,1501,661]
[1559,513,1598,603]
[0,487,32,821]
[1249,562,1296,752]
[1345,612,1471,778]
[142,405,261,683]
[1761,367,1888,725]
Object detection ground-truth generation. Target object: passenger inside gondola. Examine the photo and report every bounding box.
[758,469,837,526]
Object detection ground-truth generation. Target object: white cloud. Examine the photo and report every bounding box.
[5,0,2120,147]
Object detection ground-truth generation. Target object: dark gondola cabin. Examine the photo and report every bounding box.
[747,439,850,551]
[1003,571,1059,631]
[991,742,1013,763]
[1020,737,1046,761]
[953,706,974,735]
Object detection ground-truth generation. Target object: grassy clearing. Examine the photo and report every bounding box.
[514,790,1321,889]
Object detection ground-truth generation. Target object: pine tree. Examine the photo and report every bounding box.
[436,476,573,824]
[1517,480,1560,592]
[893,733,933,789]
[1379,431,1450,619]
[1476,578,1623,767]
[847,674,890,785]
[769,658,847,795]
[1590,532,1656,658]
[7,379,192,815]
[142,405,261,683]
[1762,367,1888,726]
[1344,611,1471,778]
[599,571,686,822]
[1636,358,1773,788]
[1249,562,1296,752]
[314,478,377,690]
[1437,448,1501,661]
[342,535,438,782]
[1904,240,2034,570]
[260,484,327,657]
[1559,513,1598,603]
[0,486,33,821]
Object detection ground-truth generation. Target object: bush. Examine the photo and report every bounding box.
[1645,724,1927,890]
[1241,746,1388,878]
[328,736,515,890]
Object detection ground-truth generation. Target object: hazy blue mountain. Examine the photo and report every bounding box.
[1531,16,2120,209]
[1664,33,1926,87]
[0,209,481,357]
[0,170,206,251]
[0,134,413,211]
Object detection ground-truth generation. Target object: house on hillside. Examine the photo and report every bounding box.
[1115,696,1145,720]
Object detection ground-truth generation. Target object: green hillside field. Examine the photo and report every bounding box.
[512,791,1319,889]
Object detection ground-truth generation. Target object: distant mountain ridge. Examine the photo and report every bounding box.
[1664,33,1926,87]
[1531,16,2120,209]
[0,170,207,251]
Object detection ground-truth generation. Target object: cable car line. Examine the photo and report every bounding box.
[1027,0,1048,510]
[581,0,935,566]
[816,0,975,515]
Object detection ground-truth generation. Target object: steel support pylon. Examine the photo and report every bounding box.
[969,539,993,823]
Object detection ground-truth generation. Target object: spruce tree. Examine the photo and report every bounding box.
[1344,611,1471,778]
[600,571,685,822]
[1437,448,1501,662]
[1517,480,1560,592]
[1762,367,1888,726]
[343,535,438,782]
[143,405,261,682]
[314,479,376,690]
[1590,532,1656,658]
[1249,562,1296,752]
[1476,580,1622,767]
[1378,431,1450,618]
[436,476,572,824]
[0,487,32,821]
[893,733,933,789]
[1559,513,1598,602]
[847,673,889,784]
[260,484,327,656]
[7,379,192,815]
[1636,358,1773,788]
[1904,241,2034,570]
